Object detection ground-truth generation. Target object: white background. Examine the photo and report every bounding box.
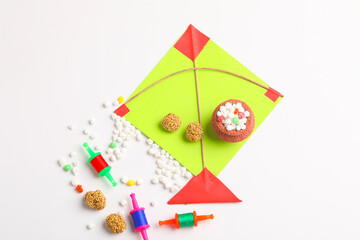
[1,0,360,239]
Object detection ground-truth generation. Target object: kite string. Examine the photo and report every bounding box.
[193,60,206,169]
[125,67,283,105]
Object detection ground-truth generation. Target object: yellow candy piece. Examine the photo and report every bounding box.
[118,96,124,104]
[126,180,136,186]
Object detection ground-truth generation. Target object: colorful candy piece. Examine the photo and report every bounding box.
[217,116,224,122]
[233,116,240,124]
[234,108,239,114]
[110,141,117,148]
[63,164,72,172]
[127,180,136,186]
[118,96,124,104]
[75,185,83,193]
[159,211,214,229]
[238,112,245,119]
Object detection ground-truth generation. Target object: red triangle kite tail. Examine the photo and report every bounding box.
[168,168,242,204]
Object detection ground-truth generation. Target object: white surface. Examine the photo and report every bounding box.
[1,0,360,239]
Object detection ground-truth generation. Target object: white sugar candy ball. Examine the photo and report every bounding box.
[225,102,232,109]
[87,223,95,230]
[146,139,153,145]
[118,210,125,217]
[148,149,155,155]
[160,149,166,155]
[185,172,192,179]
[72,167,79,176]
[68,124,75,131]
[106,148,113,154]
[119,199,127,207]
[151,178,159,184]
[89,134,96,140]
[236,126,241,131]
[72,160,79,167]
[58,159,66,167]
[156,169,162,175]
[245,111,250,117]
[172,174,180,180]
[136,179,143,186]
[109,156,116,162]
[69,152,76,158]
[122,141,129,148]
[150,201,156,207]
[71,179,79,186]
[120,177,128,183]
[94,145,101,151]
[220,106,226,112]
[83,129,89,135]
[103,101,111,108]
[172,161,180,167]
[89,118,96,125]
[136,135,142,141]
[113,100,119,106]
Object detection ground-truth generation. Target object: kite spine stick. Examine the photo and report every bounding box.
[194,60,206,169]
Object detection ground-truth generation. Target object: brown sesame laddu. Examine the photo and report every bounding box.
[186,122,203,142]
[105,213,127,233]
[161,113,182,132]
[84,190,106,210]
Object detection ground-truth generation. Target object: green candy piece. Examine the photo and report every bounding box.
[110,141,117,148]
[63,164,72,172]
[233,116,240,124]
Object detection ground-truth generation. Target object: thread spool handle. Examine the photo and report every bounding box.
[130,193,139,209]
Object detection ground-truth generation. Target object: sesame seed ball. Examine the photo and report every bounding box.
[186,122,203,142]
[84,190,106,210]
[161,113,181,132]
[105,214,127,234]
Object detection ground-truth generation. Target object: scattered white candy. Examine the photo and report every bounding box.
[146,139,153,145]
[72,167,79,176]
[165,170,172,177]
[71,179,79,187]
[87,223,95,230]
[68,124,75,131]
[89,118,96,125]
[120,199,127,207]
[122,141,129,148]
[136,135,142,141]
[245,111,250,117]
[118,210,125,217]
[185,172,192,179]
[69,152,76,158]
[110,113,116,120]
[120,177,128,184]
[103,101,111,108]
[164,182,171,190]
[109,156,116,162]
[173,161,180,167]
[106,148,113,154]
[156,169,162,175]
[150,201,156,207]
[151,178,159,184]
[72,160,79,167]
[58,159,66,167]
[83,129,89,135]
[94,145,101,151]
[112,100,118,106]
[148,149,155,155]
[172,173,180,180]
[89,134,96,140]
[136,179,143,186]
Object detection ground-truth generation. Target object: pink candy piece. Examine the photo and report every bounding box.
[238,112,245,119]
[217,116,224,122]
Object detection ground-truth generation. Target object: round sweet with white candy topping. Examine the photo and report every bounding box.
[217,102,249,131]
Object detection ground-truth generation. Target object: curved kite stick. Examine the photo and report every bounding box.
[125,67,283,104]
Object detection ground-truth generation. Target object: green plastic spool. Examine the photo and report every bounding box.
[178,213,195,228]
